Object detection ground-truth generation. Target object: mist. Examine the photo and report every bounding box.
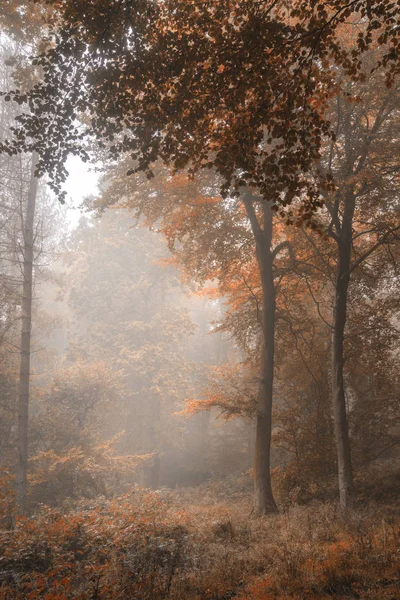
[0,3,399,599]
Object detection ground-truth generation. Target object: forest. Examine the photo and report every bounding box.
[0,1,399,599]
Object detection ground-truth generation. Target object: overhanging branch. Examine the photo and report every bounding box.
[348,225,400,275]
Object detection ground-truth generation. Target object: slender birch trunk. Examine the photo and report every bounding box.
[16,153,39,513]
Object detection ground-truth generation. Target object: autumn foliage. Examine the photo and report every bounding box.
[0,1,399,598]
[1,487,399,600]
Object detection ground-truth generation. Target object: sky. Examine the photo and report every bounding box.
[62,156,100,228]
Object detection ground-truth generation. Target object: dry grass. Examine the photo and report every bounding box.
[173,498,399,599]
[0,487,399,599]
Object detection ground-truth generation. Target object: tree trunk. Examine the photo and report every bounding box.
[332,187,355,508]
[16,153,39,514]
[145,394,161,489]
[243,191,277,514]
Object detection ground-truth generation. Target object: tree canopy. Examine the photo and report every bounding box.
[1,0,398,216]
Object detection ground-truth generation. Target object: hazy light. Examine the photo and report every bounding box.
[63,156,100,227]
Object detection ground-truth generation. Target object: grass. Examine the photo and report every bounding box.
[0,485,399,599]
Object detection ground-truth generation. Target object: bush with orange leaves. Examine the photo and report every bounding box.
[0,488,191,600]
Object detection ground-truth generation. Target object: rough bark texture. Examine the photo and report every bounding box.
[16,153,39,514]
[332,187,355,509]
[243,191,277,514]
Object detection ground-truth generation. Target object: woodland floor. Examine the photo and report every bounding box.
[0,476,399,600]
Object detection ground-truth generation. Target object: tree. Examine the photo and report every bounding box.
[59,209,214,489]
[0,34,69,510]
[0,38,42,512]
[320,62,399,507]
[97,166,303,511]
[15,152,39,513]
[0,40,21,475]
[1,2,398,204]
[28,359,143,506]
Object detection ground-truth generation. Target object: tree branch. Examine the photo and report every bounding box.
[271,239,295,262]
[302,274,333,329]
[348,225,400,275]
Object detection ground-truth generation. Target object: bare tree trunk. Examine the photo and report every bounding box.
[145,394,161,489]
[332,187,355,508]
[16,153,39,514]
[243,192,277,514]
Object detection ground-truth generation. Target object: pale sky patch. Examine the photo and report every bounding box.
[63,156,100,227]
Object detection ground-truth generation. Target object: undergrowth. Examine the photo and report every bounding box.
[0,487,398,599]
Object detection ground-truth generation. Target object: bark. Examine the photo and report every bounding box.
[327,89,393,508]
[331,187,355,508]
[145,395,161,489]
[243,191,277,514]
[16,153,39,514]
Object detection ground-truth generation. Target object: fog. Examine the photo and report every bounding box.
[0,4,399,598]
[27,206,254,502]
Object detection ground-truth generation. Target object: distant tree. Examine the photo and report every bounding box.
[0,39,41,512]
[60,209,204,489]
[15,152,39,513]
[97,166,305,511]
[0,35,68,511]
[28,359,145,506]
